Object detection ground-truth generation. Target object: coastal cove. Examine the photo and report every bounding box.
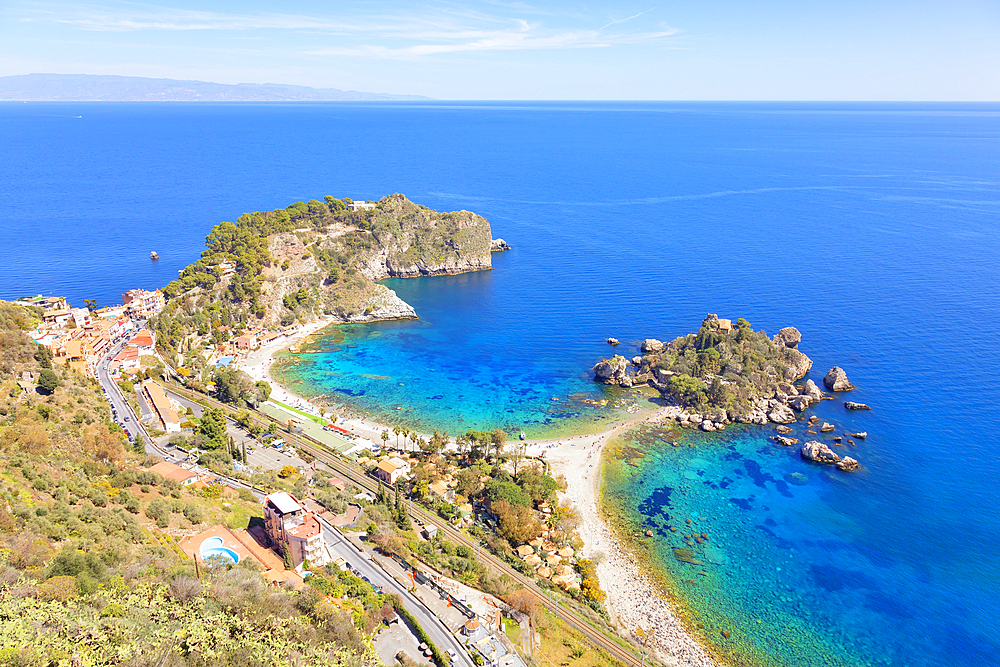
[2,102,999,667]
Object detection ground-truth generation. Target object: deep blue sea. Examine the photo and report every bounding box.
[2,102,999,667]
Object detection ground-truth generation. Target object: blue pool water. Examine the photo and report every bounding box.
[1,101,998,666]
[200,537,239,564]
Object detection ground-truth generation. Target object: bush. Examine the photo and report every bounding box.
[183,503,205,525]
[101,602,125,617]
[36,369,59,394]
[145,498,170,526]
[37,575,77,601]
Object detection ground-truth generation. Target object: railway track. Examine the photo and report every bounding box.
[158,381,647,666]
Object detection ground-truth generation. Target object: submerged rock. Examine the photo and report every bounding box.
[845,401,871,410]
[824,366,856,391]
[836,457,860,472]
[801,440,841,464]
[775,425,794,434]
[773,435,799,446]
[785,472,810,485]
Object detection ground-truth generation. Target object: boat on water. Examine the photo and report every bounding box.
[150,251,159,260]
[519,431,526,440]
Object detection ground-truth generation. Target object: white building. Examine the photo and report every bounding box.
[70,308,92,328]
[122,289,165,319]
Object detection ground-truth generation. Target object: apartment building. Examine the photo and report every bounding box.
[263,492,333,569]
[122,289,165,319]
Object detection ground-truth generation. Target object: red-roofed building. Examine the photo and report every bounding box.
[262,492,333,569]
[112,346,140,372]
[129,329,155,354]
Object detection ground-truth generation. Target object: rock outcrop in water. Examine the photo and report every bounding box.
[801,440,841,464]
[836,457,860,471]
[490,238,511,251]
[593,355,632,387]
[824,366,855,392]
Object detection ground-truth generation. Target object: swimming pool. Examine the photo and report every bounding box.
[200,536,239,564]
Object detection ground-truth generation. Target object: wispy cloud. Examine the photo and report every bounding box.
[18,1,681,59]
[598,9,653,31]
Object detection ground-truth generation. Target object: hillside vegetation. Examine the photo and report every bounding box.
[0,301,378,666]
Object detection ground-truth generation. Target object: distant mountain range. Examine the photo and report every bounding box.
[0,73,430,101]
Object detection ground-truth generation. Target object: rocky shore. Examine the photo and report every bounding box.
[593,314,864,428]
[594,314,871,474]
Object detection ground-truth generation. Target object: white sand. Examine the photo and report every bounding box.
[245,324,719,665]
[535,410,720,666]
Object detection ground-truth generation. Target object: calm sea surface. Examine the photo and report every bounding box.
[2,102,999,666]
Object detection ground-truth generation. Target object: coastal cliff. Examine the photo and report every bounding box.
[355,193,493,279]
[152,193,497,362]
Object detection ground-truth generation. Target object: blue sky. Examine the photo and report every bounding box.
[1,0,998,99]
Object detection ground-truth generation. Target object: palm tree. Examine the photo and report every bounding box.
[393,425,401,448]
[381,430,389,449]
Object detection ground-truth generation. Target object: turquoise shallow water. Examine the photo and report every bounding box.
[271,270,661,438]
[3,102,999,666]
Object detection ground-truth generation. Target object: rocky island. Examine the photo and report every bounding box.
[594,314,862,434]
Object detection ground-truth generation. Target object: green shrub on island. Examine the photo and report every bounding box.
[603,314,813,417]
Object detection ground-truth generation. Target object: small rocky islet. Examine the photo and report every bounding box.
[594,314,871,472]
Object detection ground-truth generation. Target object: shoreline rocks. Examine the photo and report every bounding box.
[836,457,860,471]
[801,379,824,401]
[768,404,796,424]
[800,440,841,464]
[593,355,632,387]
[823,366,855,392]
[641,338,664,354]
[773,327,802,350]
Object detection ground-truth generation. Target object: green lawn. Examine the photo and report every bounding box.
[268,399,325,424]
[503,617,522,645]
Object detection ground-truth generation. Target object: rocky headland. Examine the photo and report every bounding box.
[153,193,503,362]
